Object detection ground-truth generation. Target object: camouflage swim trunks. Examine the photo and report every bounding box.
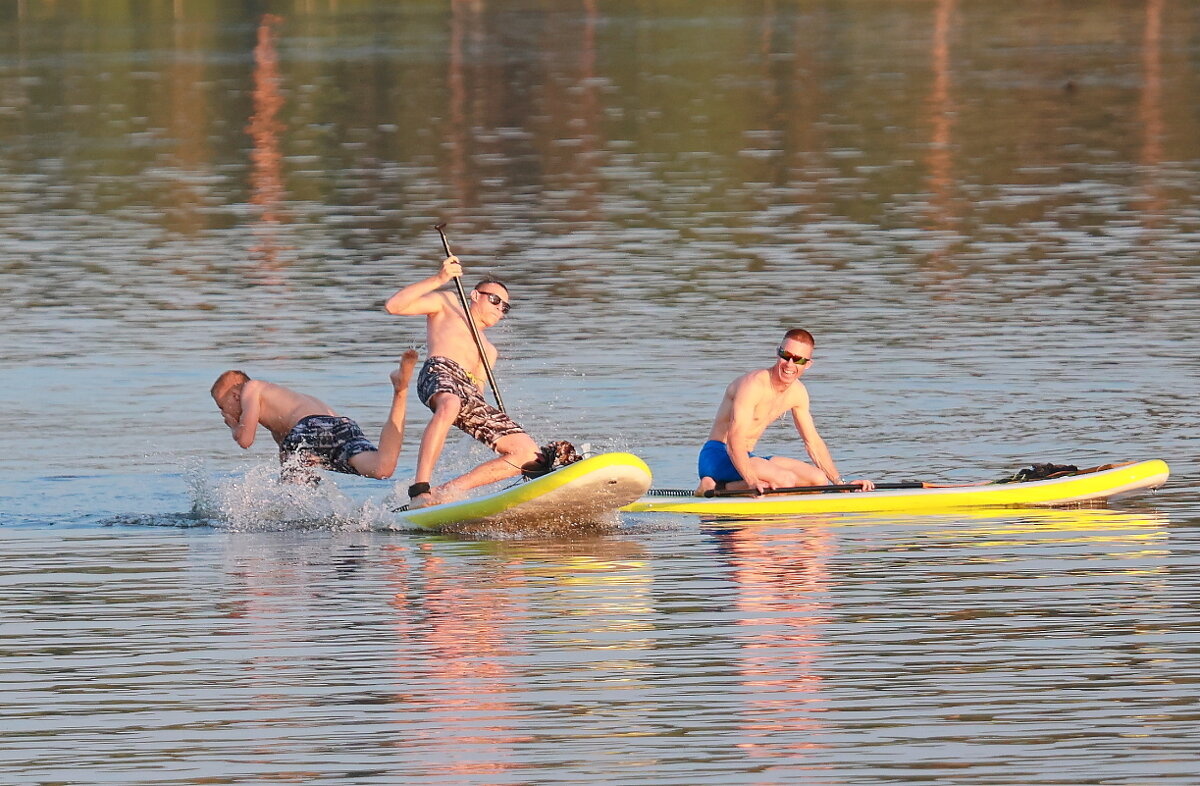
[279,415,377,482]
[417,355,526,449]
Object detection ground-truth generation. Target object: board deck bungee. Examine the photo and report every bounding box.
[394,452,652,530]
[622,459,1169,517]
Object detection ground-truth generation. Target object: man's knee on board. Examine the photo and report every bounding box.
[495,433,538,470]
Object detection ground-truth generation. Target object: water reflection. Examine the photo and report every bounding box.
[3,503,1193,782]
[925,0,958,271]
[447,0,476,212]
[379,536,651,775]
[1139,0,1164,226]
[709,521,834,759]
[387,540,528,778]
[163,16,209,238]
[247,14,288,274]
[919,506,1169,545]
[698,505,1179,775]
[704,506,1170,554]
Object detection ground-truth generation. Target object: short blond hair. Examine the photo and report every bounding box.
[783,328,815,347]
[211,370,250,399]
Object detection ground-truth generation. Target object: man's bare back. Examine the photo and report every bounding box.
[237,381,337,445]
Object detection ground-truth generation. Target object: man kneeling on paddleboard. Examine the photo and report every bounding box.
[211,350,418,484]
[386,254,570,508]
[696,328,875,497]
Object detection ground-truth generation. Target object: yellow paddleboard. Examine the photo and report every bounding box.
[395,452,652,531]
[623,459,1169,517]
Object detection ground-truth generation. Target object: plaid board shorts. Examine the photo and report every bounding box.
[279,415,377,480]
[417,356,526,449]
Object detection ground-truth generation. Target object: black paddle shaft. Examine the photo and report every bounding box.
[434,223,506,413]
[704,481,926,498]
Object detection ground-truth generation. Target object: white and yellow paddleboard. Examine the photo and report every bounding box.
[394,452,652,531]
[623,459,1169,518]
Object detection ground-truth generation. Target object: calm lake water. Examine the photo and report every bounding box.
[2,1,1199,783]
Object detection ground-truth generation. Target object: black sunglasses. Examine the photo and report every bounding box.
[776,347,811,365]
[479,291,511,314]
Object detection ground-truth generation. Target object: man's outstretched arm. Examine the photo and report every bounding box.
[384,256,461,315]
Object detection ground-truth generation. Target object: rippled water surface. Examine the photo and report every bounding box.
[2,2,1199,783]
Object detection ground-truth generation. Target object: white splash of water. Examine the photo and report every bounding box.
[185,459,411,532]
[183,458,220,520]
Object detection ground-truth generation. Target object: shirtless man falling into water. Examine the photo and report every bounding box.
[385,255,540,507]
[211,351,418,484]
[696,328,875,496]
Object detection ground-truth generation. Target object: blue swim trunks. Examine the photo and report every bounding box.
[697,439,770,483]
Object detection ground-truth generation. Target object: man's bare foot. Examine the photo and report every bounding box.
[694,476,717,496]
[407,482,466,509]
[392,349,419,390]
[431,482,467,505]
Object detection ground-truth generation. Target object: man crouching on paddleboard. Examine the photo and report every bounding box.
[385,255,542,508]
[211,350,418,484]
[696,328,875,497]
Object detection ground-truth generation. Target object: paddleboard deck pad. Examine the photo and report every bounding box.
[394,452,652,531]
[623,459,1169,518]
